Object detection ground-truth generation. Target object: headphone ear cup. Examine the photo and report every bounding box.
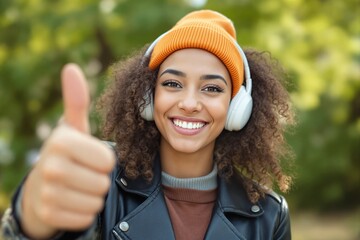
[225,86,253,131]
[140,92,154,121]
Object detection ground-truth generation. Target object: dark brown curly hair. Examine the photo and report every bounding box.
[97,46,295,203]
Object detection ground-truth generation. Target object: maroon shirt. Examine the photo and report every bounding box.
[163,185,217,240]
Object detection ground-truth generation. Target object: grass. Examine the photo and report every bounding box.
[291,210,360,240]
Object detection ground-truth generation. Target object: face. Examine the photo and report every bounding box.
[153,48,232,156]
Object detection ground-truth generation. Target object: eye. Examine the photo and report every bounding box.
[202,85,224,93]
[161,80,182,88]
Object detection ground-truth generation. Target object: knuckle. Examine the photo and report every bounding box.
[42,160,64,181]
[81,214,95,227]
[40,162,53,180]
[104,175,111,190]
[98,176,111,195]
[38,206,53,222]
[99,147,116,173]
[93,198,104,212]
[47,128,66,148]
[48,136,67,152]
[105,149,116,169]
[47,126,75,153]
[40,185,53,203]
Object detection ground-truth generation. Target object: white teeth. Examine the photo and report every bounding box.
[173,119,205,130]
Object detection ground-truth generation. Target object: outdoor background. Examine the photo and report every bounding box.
[0,0,359,239]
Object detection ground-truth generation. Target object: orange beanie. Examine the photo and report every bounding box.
[148,10,244,98]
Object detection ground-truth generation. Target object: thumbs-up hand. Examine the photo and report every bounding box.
[21,64,115,239]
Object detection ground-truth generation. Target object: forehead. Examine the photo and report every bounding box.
[158,48,231,82]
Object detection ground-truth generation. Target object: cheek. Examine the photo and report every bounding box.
[153,89,172,118]
[208,99,230,122]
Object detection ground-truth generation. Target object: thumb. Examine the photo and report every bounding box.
[61,63,90,133]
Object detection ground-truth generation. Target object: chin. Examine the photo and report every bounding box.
[169,140,207,154]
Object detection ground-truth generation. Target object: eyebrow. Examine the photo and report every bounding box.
[159,69,186,78]
[160,69,228,85]
[200,74,228,85]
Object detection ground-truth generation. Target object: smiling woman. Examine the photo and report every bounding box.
[2,9,295,240]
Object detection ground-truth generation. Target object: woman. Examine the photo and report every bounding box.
[2,10,295,240]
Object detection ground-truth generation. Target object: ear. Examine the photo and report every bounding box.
[140,91,154,121]
[225,86,253,131]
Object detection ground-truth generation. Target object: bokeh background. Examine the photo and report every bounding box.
[0,0,359,239]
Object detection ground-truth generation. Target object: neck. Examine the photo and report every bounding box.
[160,140,215,178]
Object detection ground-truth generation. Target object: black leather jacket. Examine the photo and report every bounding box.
[2,154,291,240]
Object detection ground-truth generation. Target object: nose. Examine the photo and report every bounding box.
[178,91,202,113]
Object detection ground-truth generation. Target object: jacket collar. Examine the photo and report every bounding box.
[115,154,263,218]
[115,153,162,197]
[217,172,264,217]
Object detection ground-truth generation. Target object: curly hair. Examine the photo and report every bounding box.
[97,46,295,203]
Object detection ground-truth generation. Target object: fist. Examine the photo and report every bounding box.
[21,64,115,239]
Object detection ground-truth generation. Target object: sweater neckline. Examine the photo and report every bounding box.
[161,165,218,191]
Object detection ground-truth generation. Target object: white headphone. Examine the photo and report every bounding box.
[140,32,253,131]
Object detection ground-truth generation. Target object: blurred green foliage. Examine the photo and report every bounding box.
[0,0,359,214]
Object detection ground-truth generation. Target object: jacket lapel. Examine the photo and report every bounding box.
[204,175,264,240]
[217,175,264,218]
[112,154,175,240]
[113,185,175,240]
[204,206,247,240]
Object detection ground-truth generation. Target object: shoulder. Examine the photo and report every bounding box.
[261,191,291,239]
[261,190,290,218]
[218,175,292,239]
[265,190,289,210]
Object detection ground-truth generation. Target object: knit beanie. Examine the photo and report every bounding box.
[148,10,244,98]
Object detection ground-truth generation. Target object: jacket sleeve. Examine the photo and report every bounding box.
[273,196,291,240]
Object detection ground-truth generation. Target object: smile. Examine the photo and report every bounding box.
[172,119,206,130]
